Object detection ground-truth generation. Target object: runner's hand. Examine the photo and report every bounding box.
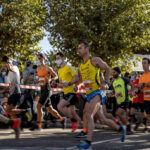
[73,86,78,92]
[63,83,68,87]
[137,83,144,89]
[51,80,57,87]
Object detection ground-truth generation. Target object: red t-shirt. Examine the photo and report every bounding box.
[131,79,144,103]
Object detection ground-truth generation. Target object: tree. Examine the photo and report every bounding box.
[45,0,150,71]
[0,0,47,63]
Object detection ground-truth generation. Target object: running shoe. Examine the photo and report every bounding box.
[120,126,126,142]
[127,124,134,135]
[12,118,21,140]
[76,131,88,138]
[61,117,67,129]
[77,141,92,150]
[29,124,42,131]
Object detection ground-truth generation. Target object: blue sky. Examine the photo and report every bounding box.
[39,35,52,53]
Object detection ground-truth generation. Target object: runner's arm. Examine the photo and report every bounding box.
[7,63,15,72]
[67,70,81,86]
[100,72,109,90]
[137,82,150,89]
[143,82,150,88]
[92,57,111,81]
[48,67,58,81]
[57,81,64,88]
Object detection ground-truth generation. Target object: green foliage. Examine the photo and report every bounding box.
[0,0,47,69]
[44,50,56,67]
[45,0,150,71]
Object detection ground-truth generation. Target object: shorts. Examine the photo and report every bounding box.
[117,102,129,111]
[19,93,33,109]
[39,84,52,107]
[8,93,21,106]
[78,93,87,106]
[63,93,78,105]
[86,90,106,103]
[105,98,117,117]
[100,91,106,105]
[144,101,150,114]
[132,103,145,113]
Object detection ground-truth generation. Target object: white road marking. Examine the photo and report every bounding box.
[1,131,150,150]
[66,133,150,150]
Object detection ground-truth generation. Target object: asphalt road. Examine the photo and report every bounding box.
[0,128,150,150]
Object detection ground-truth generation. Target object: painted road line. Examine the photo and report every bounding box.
[66,133,150,150]
[1,132,150,150]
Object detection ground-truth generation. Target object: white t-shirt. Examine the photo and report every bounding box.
[8,65,21,95]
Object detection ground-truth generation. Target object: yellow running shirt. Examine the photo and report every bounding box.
[79,59,101,95]
[58,65,76,95]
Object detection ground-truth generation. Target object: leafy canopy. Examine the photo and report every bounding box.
[45,0,150,71]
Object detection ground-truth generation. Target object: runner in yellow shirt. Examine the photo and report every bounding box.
[55,52,82,132]
[71,42,125,149]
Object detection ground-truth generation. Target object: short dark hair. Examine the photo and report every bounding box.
[124,72,130,78]
[142,58,150,64]
[2,56,10,63]
[79,42,90,50]
[33,65,37,69]
[56,52,65,58]
[37,53,45,59]
[113,67,121,74]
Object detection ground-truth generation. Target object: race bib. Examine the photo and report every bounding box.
[83,80,92,90]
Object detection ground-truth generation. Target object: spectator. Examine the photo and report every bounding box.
[23,61,33,81]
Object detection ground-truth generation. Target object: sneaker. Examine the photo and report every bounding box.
[29,124,42,131]
[120,126,126,142]
[76,131,88,138]
[72,121,78,132]
[77,141,92,150]
[61,117,67,129]
[127,124,134,135]
[12,119,21,140]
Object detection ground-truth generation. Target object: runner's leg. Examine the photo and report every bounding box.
[85,95,101,141]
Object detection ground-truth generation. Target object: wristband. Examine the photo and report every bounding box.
[68,82,72,86]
